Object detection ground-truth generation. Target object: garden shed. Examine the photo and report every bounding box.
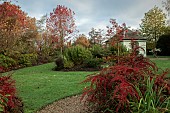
[106,30,147,57]
[121,38,147,57]
[121,30,147,57]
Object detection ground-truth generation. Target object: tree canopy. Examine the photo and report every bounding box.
[140,6,166,48]
[156,34,170,56]
[0,1,36,53]
[46,5,76,53]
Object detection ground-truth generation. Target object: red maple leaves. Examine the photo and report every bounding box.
[46,5,76,50]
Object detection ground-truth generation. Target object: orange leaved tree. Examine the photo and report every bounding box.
[75,34,90,47]
[0,1,28,53]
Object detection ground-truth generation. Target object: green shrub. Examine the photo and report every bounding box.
[64,60,74,69]
[84,58,103,68]
[0,54,17,69]
[64,45,92,65]
[54,55,64,70]
[108,43,129,56]
[37,46,55,64]
[18,53,37,66]
[90,44,105,58]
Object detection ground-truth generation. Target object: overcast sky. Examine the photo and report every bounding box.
[8,0,166,35]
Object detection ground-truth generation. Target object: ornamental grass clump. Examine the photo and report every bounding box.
[81,46,170,113]
[131,77,170,113]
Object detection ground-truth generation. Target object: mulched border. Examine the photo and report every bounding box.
[54,64,102,72]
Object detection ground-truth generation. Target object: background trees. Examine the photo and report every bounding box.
[0,1,47,71]
[156,34,170,56]
[46,5,76,54]
[89,28,104,45]
[0,1,39,54]
[163,0,170,25]
[0,1,28,53]
[140,6,166,50]
[75,34,90,47]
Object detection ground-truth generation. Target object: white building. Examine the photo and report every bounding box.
[121,30,147,57]
[121,38,147,57]
[106,29,147,57]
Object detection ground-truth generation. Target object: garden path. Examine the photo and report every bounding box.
[36,95,92,113]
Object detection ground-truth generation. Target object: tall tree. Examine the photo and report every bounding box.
[89,28,104,45]
[140,6,166,49]
[18,16,38,53]
[163,0,170,15]
[36,15,54,59]
[106,19,127,42]
[46,5,76,54]
[36,14,47,33]
[0,1,28,53]
[106,19,128,61]
[163,0,170,25]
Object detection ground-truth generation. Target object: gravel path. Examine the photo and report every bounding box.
[36,95,93,113]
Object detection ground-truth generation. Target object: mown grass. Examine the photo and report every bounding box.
[152,60,170,70]
[9,63,94,113]
[147,55,170,58]
[6,59,169,113]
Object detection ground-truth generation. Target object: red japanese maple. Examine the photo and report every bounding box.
[106,19,128,45]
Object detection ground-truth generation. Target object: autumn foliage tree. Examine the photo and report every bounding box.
[18,16,38,54]
[0,1,28,53]
[0,1,38,55]
[140,6,166,49]
[75,34,90,47]
[106,19,128,42]
[89,28,104,45]
[106,19,128,60]
[46,5,76,54]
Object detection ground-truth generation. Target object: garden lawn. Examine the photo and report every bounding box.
[147,55,170,58]
[152,60,170,70]
[9,63,94,113]
[152,59,170,77]
[6,59,169,113]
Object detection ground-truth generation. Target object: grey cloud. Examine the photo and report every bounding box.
[14,0,164,34]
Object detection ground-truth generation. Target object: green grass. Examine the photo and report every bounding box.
[5,59,169,113]
[147,55,170,58]
[8,63,94,113]
[151,60,170,77]
[152,60,170,70]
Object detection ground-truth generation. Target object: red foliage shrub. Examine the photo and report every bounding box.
[82,19,169,112]
[81,47,170,112]
[0,67,3,73]
[0,73,16,112]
